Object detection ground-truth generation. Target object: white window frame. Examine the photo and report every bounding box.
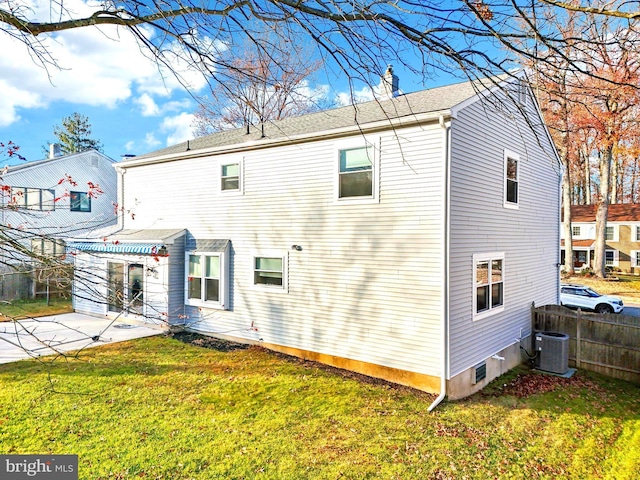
[604,249,619,267]
[335,136,380,204]
[184,251,229,309]
[634,225,640,242]
[252,252,288,293]
[473,252,505,320]
[219,157,243,194]
[572,226,581,237]
[10,187,55,211]
[604,225,618,242]
[631,250,640,268]
[503,150,519,209]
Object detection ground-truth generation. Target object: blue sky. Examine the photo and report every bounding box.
[0,0,476,167]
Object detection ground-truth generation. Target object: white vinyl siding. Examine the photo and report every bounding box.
[448,90,560,377]
[120,124,445,377]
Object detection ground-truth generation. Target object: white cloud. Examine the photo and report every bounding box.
[144,132,162,149]
[160,113,196,146]
[134,94,160,117]
[0,0,209,125]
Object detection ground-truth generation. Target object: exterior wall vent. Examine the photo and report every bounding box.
[473,362,487,384]
[90,154,99,167]
[535,331,569,374]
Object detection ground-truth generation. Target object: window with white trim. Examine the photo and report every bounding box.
[572,226,581,237]
[220,159,242,193]
[605,226,617,241]
[474,253,505,319]
[10,187,55,211]
[336,138,379,202]
[632,250,640,268]
[31,238,66,257]
[185,252,228,308]
[605,250,618,267]
[504,151,519,208]
[634,225,640,242]
[253,255,286,290]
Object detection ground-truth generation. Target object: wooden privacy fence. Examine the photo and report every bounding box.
[532,304,640,383]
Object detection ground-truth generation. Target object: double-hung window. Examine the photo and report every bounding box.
[336,138,379,202]
[605,250,618,267]
[185,249,229,308]
[70,191,91,212]
[572,226,581,237]
[605,226,617,242]
[504,150,519,208]
[31,238,66,257]
[474,253,505,319]
[220,159,242,193]
[632,250,640,268]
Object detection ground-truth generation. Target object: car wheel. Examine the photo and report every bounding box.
[595,304,613,314]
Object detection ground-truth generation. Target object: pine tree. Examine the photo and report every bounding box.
[51,113,103,155]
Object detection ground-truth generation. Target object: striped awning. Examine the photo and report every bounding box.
[67,242,167,255]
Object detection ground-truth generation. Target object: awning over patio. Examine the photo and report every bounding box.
[67,228,186,256]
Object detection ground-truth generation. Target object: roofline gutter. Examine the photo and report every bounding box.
[116,109,453,170]
[429,114,451,412]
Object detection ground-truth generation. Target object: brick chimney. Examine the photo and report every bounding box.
[381,64,399,99]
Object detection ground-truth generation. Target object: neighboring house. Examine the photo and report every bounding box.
[561,204,640,273]
[0,148,118,299]
[70,71,561,400]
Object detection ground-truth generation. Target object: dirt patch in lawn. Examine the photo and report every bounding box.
[484,371,604,398]
[168,331,251,352]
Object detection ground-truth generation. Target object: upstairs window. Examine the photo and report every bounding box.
[635,225,640,242]
[504,150,519,208]
[335,138,379,203]
[10,187,55,211]
[572,226,581,237]
[339,146,373,198]
[605,226,617,241]
[221,160,242,193]
[474,253,505,319]
[70,191,91,212]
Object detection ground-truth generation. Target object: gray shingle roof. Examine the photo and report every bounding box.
[135,77,498,160]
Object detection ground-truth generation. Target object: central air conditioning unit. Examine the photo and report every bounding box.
[534,331,569,375]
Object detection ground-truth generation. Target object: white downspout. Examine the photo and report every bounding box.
[429,115,451,412]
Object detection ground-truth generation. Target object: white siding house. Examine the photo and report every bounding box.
[1,149,118,299]
[70,73,561,400]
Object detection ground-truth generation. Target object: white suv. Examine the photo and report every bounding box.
[560,284,624,314]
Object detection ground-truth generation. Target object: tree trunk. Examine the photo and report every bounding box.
[610,156,618,204]
[583,146,592,204]
[594,145,613,278]
[562,168,574,273]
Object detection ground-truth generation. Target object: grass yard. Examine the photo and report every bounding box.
[0,297,73,321]
[0,335,639,479]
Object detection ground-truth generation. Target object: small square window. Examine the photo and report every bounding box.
[254,256,284,287]
[572,226,581,237]
[70,191,91,212]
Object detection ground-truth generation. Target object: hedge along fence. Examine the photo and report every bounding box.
[532,304,640,383]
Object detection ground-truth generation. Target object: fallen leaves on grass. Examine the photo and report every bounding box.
[494,372,603,398]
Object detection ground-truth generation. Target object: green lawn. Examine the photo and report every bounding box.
[0,297,73,321]
[1,335,639,479]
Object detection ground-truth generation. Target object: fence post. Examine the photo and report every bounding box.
[576,308,581,369]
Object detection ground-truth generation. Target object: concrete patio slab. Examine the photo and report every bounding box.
[0,313,166,364]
